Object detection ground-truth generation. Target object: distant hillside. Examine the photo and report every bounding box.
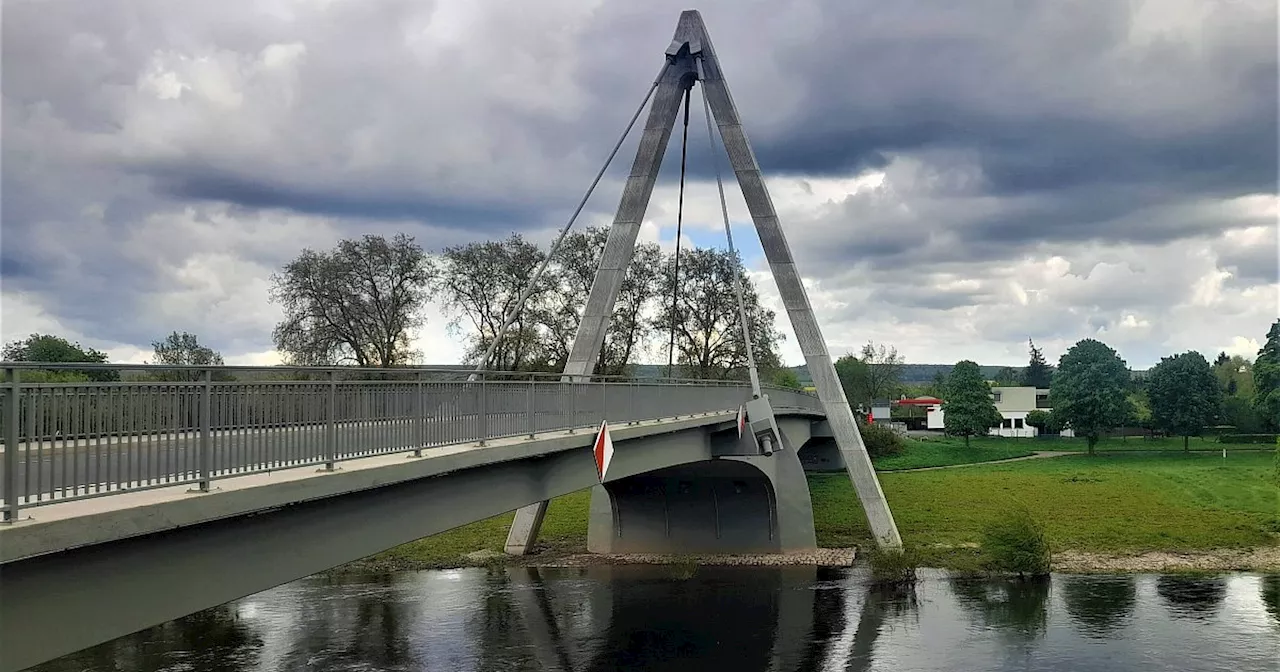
[631,362,1010,384]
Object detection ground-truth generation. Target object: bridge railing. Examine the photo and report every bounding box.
[0,364,822,519]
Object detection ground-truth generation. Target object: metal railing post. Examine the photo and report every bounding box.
[3,368,20,522]
[413,372,425,457]
[197,369,212,491]
[477,374,488,447]
[628,379,635,425]
[526,374,535,440]
[568,380,576,434]
[324,370,337,470]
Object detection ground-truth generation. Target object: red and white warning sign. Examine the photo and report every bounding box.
[593,419,615,481]
[737,404,747,438]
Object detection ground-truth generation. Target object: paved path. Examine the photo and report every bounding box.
[883,450,1082,473]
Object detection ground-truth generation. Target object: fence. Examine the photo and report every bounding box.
[1,364,822,520]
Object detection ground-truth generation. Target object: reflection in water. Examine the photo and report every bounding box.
[1263,574,1280,626]
[34,604,263,672]
[1156,574,1228,620]
[1061,574,1137,637]
[29,569,1280,672]
[951,576,1051,641]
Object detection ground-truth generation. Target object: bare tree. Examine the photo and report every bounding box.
[435,234,553,371]
[654,246,783,380]
[537,227,663,375]
[270,233,433,367]
[859,341,904,402]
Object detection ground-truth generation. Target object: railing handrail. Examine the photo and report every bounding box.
[0,361,810,390]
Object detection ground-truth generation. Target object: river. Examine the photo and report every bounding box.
[30,567,1280,671]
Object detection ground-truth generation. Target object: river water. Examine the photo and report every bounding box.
[32,567,1280,671]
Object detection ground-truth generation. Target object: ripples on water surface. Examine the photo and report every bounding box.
[33,567,1280,671]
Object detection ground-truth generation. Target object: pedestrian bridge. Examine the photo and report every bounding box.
[0,364,842,672]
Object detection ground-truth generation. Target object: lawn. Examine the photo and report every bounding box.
[873,435,1040,470]
[816,450,1279,568]
[360,450,1278,571]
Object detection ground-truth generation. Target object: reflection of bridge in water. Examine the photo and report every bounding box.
[30,569,1279,671]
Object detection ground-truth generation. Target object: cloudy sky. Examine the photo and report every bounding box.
[3,0,1277,370]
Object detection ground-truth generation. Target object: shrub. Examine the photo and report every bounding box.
[867,546,920,585]
[858,420,906,458]
[1217,433,1279,444]
[980,507,1052,577]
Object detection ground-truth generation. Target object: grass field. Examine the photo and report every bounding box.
[873,435,1039,470]
[360,448,1278,572]
[819,450,1278,569]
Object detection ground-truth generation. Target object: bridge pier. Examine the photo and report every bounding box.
[586,419,817,555]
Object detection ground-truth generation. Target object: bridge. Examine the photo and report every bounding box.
[0,10,908,672]
[0,363,842,671]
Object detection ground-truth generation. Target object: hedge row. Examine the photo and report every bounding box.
[1216,433,1278,445]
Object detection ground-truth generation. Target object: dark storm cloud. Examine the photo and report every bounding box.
[2,0,1276,360]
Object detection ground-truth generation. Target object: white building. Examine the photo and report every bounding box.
[926,386,1069,437]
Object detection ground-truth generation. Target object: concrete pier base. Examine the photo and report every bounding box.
[587,428,817,555]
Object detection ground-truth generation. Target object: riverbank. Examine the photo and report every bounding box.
[335,447,1278,574]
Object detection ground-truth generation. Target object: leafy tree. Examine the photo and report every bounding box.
[1051,339,1133,454]
[148,332,234,382]
[771,368,803,390]
[1127,390,1155,437]
[993,366,1022,386]
[1025,409,1053,435]
[535,227,662,376]
[1146,351,1221,450]
[942,360,1003,446]
[1,333,118,381]
[653,246,783,380]
[835,354,873,408]
[435,233,554,371]
[833,342,904,408]
[1212,355,1253,398]
[1252,319,1280,430]
[1021,339,1053,389]
[270,233,433,367]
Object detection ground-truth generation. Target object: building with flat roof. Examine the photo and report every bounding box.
[926,386,1067,437]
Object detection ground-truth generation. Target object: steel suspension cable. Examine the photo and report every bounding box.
[469,62,671,380]
[665,85,693,378]
[696,58,761,397]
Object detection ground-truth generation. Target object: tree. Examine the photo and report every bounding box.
[858,342,904,402]
[535,227,662,376]
[1146,351,1221,450]
[1253,319,1280,431]
[942,360,1003,446]
[771,368,803,390]
[993,366,1022,387]
[148,332,233,382]
[1,333,118,381]
[653,246,783,380]
[271,233,433,367]
[435,233,554,371]
[1022,339,1053,389]
[1025,409,1053,435]
[1051,339,1132,454]
[835,354,873,408]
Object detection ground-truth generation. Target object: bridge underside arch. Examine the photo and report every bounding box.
[588,443,817,555]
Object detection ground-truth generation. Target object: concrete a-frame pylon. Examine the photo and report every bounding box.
[505,9,902,552]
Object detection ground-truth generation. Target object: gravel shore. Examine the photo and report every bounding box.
[530,547,858,568]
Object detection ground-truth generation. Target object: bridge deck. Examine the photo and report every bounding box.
[1,378,822,518]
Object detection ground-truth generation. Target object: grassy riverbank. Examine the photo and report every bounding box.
[350,445,1279,573]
